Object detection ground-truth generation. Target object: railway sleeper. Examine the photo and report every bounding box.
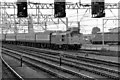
[3,46,120,75]
[2,46,119,78]
[2,51,70,80]
[63,54,120,67]
[1,54,24,80]
[20,49,120,79]
[3,48,118,79]
[2,49,95,80]
[25,51,119,79]
[42,53,120,76]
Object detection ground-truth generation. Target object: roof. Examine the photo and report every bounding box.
[97,31,120,34]
[109,27,120,30]
[52,31,71,35]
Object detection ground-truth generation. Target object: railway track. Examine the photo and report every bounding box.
[1,55,24,80]
[2,48,96,80]
[18,44,120,67]
[2,45,120,79]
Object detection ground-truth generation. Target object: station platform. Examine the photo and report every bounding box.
[2,53,53,79]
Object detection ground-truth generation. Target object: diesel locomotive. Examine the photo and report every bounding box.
[1,27,84,50]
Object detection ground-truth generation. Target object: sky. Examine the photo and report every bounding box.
[0,0,120,34]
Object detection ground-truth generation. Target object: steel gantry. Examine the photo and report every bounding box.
[0,1,119,33]
[1,2,119,9]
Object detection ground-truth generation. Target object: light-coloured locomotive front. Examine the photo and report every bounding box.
[51,27,83,49]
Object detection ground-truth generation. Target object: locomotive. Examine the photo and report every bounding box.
[1,27,84,50]
[91,32,120,45]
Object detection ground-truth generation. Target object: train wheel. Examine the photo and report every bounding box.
[68,45,71,50]
[54,45,57,50]
[64,45,68,50]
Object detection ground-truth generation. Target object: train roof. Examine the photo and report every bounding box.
[97,32,120,34]
[52,31,70,35]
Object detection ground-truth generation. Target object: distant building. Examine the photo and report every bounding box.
[108,27,120,32]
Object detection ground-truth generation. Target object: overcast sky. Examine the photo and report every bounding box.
[0,0,120,34]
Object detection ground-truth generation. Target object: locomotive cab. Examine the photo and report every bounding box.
[51,27,83,50]
[67,27,83,49]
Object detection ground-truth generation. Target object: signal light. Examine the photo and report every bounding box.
[54,0,66,18]
[91,0,105,18]
[17,0,28,18]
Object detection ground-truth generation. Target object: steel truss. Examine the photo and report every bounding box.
[0,2,119,33]
[0,2,119,9]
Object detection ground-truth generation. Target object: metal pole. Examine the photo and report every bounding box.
[77,9,78,22]
[14,6,16,34]
[0,2,1,23]
[19,18,23,67]
[14,5,17,45]
[20,54,23,67]
[66,17,68,30]
[78,22,80,33]
[102,19,105,48]
[38,5,39,24]
[77,9,80,33]
[60,53,62,66]
[79,0,81,4]
[45,22,47,30]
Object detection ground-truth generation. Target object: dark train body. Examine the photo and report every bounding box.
[91,32,120,45]
[1,27,84,50]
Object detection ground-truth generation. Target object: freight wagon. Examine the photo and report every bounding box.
[2,27,84,50]
[91,32,120,45]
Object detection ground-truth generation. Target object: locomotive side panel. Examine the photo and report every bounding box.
[25,33,35,42]
[6,34,16,41]
[35,32,51,43]
[104,33,109,42]
[68,33,83,45]
[103,32,119,43]
[0,34,5,41]
[92,32,119,44]
[16,33,26,41]
[111,33,119,42]
[51,33,68,45]
[92,33,102,42]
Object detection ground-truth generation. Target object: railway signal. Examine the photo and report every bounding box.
[91,0,105,18]
[17,0,28,18]
[54,0,66,18]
